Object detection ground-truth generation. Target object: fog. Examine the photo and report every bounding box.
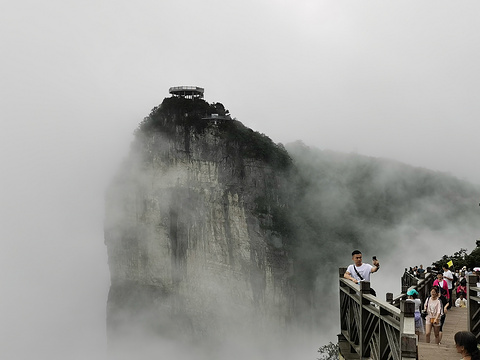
[284,142,479,348]
[2,1,480,359]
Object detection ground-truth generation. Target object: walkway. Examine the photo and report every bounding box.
[418,307,468,360]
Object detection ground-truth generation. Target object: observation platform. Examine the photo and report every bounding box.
[169,86,204,99]
[201,114,232,121]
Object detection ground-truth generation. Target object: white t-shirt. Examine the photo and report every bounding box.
[347,263,373,282]
[443,270,453,289]
[455,298,467,307]
[406,298,422,312]
[414,298,421,312]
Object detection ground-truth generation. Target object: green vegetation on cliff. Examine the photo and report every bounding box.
[137,96,291,169]
[137,96,213,134]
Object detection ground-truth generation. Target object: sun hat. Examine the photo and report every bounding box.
[407,289,418,296]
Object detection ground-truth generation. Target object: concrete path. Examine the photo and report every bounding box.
[418,306,468,360]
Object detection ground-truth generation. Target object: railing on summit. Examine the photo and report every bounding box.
[338,267,417,360]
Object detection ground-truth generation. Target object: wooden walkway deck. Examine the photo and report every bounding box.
[418,307,468,360]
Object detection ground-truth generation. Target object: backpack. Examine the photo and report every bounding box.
[421,297,429,319]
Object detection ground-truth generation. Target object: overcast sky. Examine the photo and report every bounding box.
[1,1,480,359]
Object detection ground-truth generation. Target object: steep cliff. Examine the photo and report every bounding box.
[104,97,295,348]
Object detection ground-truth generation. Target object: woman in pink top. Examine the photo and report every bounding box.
[425,286,443,344]
[433,273,450,300]
[457,278,467,299]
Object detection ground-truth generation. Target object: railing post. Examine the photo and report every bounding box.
[386,292,393,304]
[360,280,371,297]
[400,300,416,359]
[467,274,479,335]
[339,267,345,332]
[420,270,433,305]
[338,267,356,358]
[379,304,390,360]
[359,281,371,358]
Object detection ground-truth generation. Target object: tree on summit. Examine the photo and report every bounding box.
[212,102,229,116]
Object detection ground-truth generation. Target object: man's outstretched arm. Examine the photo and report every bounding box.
[344,270,359,284]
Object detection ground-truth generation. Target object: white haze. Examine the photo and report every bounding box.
[1,1,480,359]
[284,143,479,350]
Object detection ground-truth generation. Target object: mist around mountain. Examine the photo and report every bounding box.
[285,139,479,271]
[283,140,480,330]
[105,96,480,359]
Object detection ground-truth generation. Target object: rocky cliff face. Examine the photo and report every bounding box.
[104,97,295,348]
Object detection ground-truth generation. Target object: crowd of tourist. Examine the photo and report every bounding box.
[404,262,480,357]
[406,265,426,277]
[406,263,479,347]
[344,250,479,356]
[407,264,474,306]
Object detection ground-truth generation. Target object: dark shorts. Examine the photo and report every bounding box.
[439,314,446,332]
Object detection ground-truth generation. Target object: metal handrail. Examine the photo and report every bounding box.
[338,268,416,360]
[467,274,480,341]
[339,267,480,358]
[390,271,434,307]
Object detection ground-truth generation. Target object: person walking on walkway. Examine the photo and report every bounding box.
[433,273,449,301]
[454,331,480,360]
[406,289,424,337]
[443,264,454,309]
[424,286,443,344]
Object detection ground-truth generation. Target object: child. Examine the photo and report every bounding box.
[406,288,424,337]
[455,292,467,307]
